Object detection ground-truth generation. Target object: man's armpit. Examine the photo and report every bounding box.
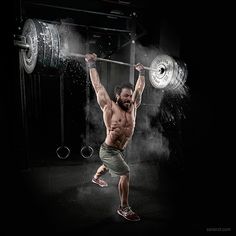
[97,88,111,108]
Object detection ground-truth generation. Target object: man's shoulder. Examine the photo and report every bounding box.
[111,101,119,108]
[102,100,115,112]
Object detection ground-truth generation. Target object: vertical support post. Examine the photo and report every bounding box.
[85,30,90,145]
[57,68,71,159]
[129,12,136,85]
[127,12,137,162]
[59,73,65,146]
[19,51,30,169]
[80,30,94,159]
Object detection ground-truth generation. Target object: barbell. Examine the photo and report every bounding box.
[14,18,188,90]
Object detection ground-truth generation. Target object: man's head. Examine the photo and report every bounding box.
[114,83,134,111]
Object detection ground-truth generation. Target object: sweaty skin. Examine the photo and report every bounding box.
[85,53,145,150]
[104,94,136,150]
[87,54,145,219]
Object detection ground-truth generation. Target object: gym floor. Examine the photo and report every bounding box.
[7,158,187,234]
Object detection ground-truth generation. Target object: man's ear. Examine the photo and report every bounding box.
[116,94,119,101]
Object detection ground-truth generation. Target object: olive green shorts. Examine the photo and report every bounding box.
[99,143,130,177]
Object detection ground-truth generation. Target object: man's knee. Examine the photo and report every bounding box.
[102,164,108,170]
[120,173,129,180]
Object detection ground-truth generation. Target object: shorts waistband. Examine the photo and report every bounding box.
[102,142,124,152]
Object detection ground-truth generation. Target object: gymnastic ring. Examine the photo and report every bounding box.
[80,145,94,158]
[56,146,71,159]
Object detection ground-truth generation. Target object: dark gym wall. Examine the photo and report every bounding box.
[8,1,163,165]
[8,0,190,172]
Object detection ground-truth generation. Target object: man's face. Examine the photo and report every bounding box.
[116,88,133,111]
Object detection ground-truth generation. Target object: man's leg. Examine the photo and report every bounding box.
[92,164,108,187]
[118,174,130,207]
[117,173,140,221]
[94,164,108,179]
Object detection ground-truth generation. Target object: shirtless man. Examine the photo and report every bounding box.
[85,53,145,221]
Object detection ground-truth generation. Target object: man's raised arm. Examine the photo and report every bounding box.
[132,63,145,108]
[85,53,111,110]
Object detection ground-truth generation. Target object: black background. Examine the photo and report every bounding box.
[3,0,233,233]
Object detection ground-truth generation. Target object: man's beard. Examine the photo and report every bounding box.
[117,98,130,111]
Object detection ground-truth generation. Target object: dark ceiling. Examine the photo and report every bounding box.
[13,0,188,39]
[11,0,192,59]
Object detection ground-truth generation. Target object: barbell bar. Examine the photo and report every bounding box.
[14,18,188,90]
[68,52,163,73]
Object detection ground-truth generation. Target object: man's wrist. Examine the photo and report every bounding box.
[86,59,96,69]
[139,69,145,76]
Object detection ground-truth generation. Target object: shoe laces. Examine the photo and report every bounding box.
[122,206,135,215]
[98,178,106,183]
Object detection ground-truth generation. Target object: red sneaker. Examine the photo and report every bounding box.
[117,206,140,221]
[92,177,108,187]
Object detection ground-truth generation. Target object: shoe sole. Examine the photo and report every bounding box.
[92,179,108,187]
[117,210,140,221]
